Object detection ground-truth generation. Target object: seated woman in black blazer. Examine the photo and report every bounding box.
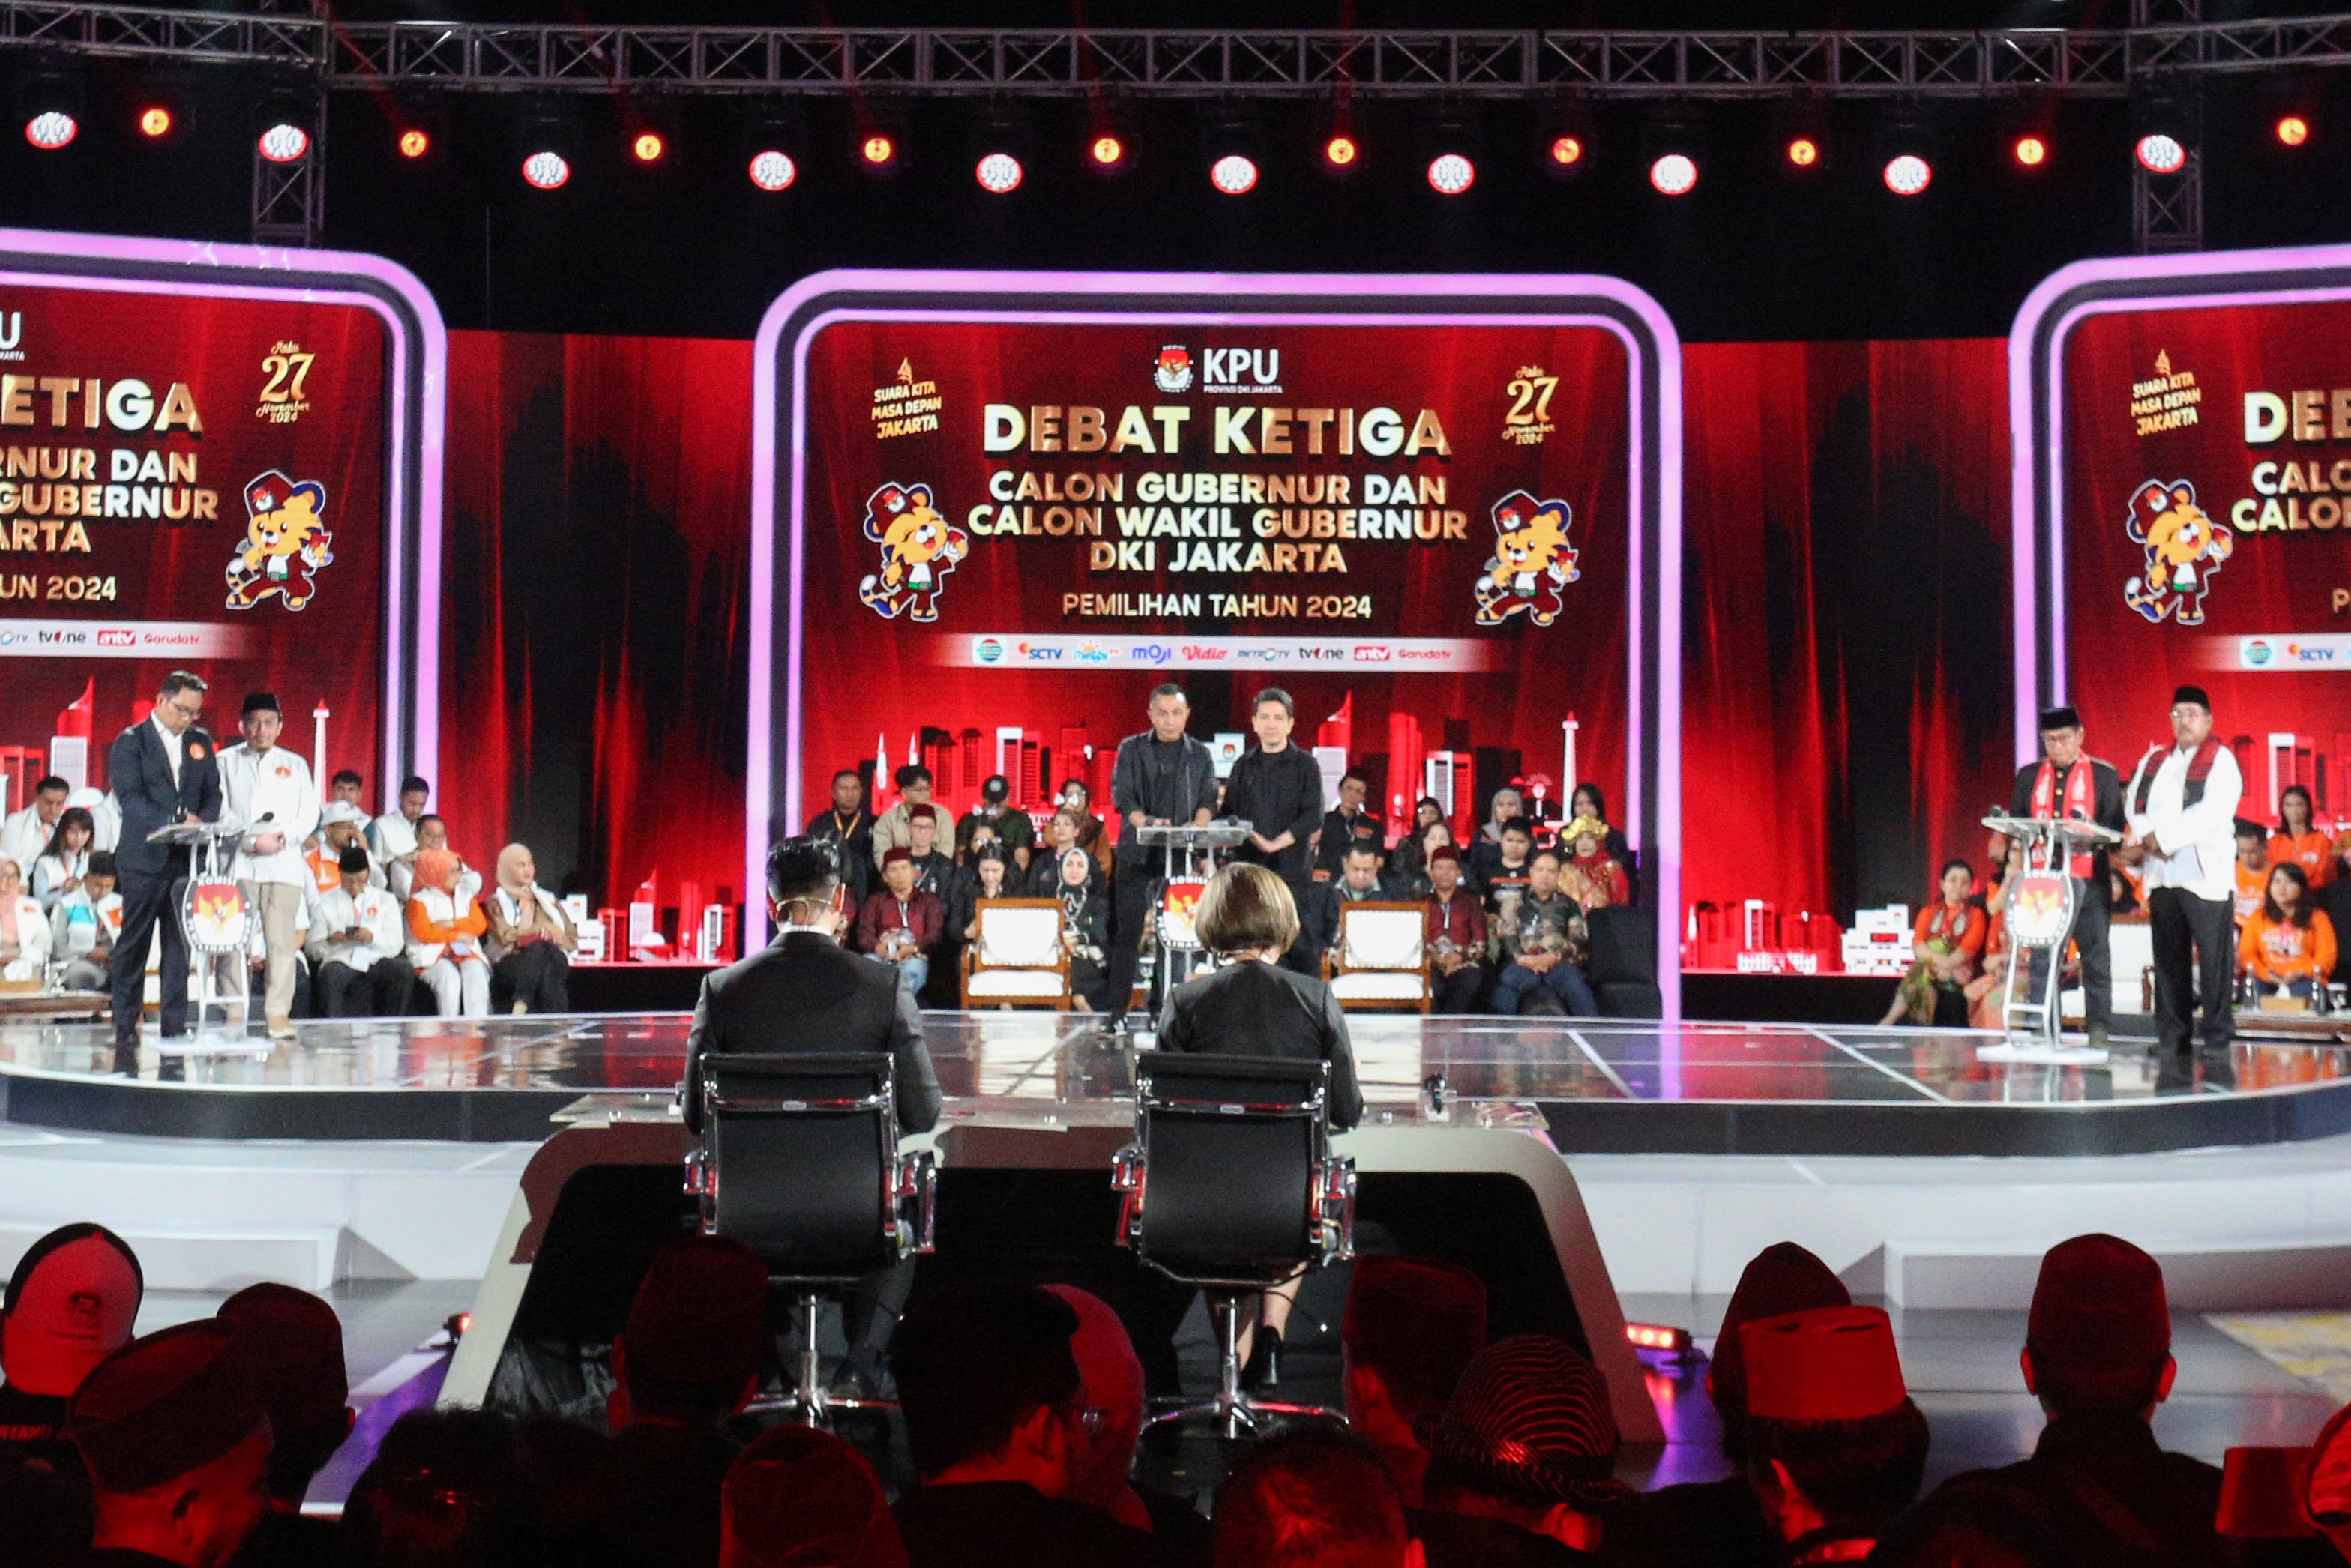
[1152,862,1363,1390]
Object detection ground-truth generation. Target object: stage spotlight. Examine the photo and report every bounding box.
[24,110,76,150]
[1325,132,1360,169]
[399,127,432,160]
[1211,152,1259,194]
[19,67,82,152]
[2278,114,2311,147]
[748,149,796,190]
[631,130,665,163]
[1649,152,1697,196]
[1550,134,1585,169]
[2012,133,2048,168]
[2134,132,2186,174]
[975,151,1023,193]
[1091,133,1126,168]
[257,121,310,163]
[138,105,172,139]
[522,149,571,190]
[861,132,897,168]
[1786,136,1820,169]
[1427,151,1475,195]
[1882,152,1932,196]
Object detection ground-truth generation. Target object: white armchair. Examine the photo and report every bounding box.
[1323,901,1431,1013]
[960,898,1072,1010]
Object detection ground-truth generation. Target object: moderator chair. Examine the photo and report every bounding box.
[684,1052,936,1426]
[960,897,1073,1010]
[1324,899,1432,1013]
[1113,1049,1355,1438]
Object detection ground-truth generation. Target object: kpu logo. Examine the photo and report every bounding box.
[1153,346,1193,394]
[1201,348,1281,393]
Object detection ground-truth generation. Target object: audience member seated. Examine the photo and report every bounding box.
[486,844,577,1015]
[1612,1242,1850,1568]
[870,765,936,869]
[1298,843,1401,982]
[339,1408,541,1568]
[217,1283,354,1568]
[606,1237,773,1568]
[1736,1305,1930,1564]
[1055,779,1114,876]
[1556,818,1631,912]
[0,858,52,983]
[1874,1234,2221,1567]
[1880,859,1984,1028]
[0,775,68,871]
[890,1278,1173,1568]
[30,806,95,915]
[49,849,121,994]
[73,786,122,855]
[1569,785,1636,887]
[2240,862,2336,1004]
[391,816,483,906]
[1482,823,1535,912]
[808,768,876,906]
[1469,788,1528,884]
[307,803,381,897]
[1318,771,1385,880]
[1388,797,1450,891]
[1051,848,1111,1012]
[2306,1401,2351,1561]
[328,768,366,815]
[1411,1333,1631,1564]
[861,848,945,998]
[957,776,1036,873]
[1043,1284,1210,1558]
[1214,1428,1419,1568]
[1423,849,1489,1016]
[406,848,492,1017]
[0,1222,144,1477]
[370,774,430,874]
[903,805,955,902]
[1028,810,1090,895]
[1490,851,1595,1018]
[1343,1256,1488,1507]
[1966,836,2025,1031]
[954,845,1016,941]
[720,1423,909,1568]
[307,845,409,1018]
[1394,821,1457,897]
[2269,784,2333,886]
[2236,818,2274,929]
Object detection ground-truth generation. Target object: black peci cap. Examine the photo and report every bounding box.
[241,692,280,717]
[2038,705,2082,732]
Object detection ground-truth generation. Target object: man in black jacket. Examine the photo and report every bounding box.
[1224,687,1327,899]
[2008,705,2127,1050]
[106,671,223,1075]
[1104,683,1218,1034]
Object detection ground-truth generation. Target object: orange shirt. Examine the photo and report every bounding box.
[406,893,487,946]
[2236,859,2270,926]
[2269,830,2335,886]
[2238,909,2338,986]
[1913,900,1986,962]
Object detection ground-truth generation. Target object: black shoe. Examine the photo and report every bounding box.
[1242,1327,1282,1391]
[1098,1013,1129,1040]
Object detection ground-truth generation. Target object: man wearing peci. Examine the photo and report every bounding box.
[1104,683,1219,1037]
[2123,684,2243,1087]
[2008,705,2126,1050]
[106,670,224,1075]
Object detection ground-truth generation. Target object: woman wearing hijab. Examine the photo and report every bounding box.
[0,858,51,983]
[405,848,491,1016]
[1469,786,1526,884]
[1051,846,1111,1010]
[483,844,576,1014]
[31,808,95,915]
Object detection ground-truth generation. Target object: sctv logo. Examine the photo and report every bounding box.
[1202,348,1279,390]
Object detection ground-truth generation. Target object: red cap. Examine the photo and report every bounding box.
[2026,1234,2169,1376]
[1741,1306,1907,1423]
[623,1238,770,1408]
[723,1424,906,1568]
[906,803,936,823]
[245,471,292,516]
[2218,1447,2317,1539]
[1710,1242,1850,1414]
[881,846,913,867]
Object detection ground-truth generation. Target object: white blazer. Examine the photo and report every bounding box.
[2,893,52,980]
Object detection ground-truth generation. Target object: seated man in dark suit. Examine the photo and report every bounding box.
[106,669,224,1075]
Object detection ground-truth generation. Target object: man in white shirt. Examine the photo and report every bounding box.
[50,848,121,992]
[0,775,67,869]
[371,775,430,873]
[306,844,408,1017]
[217,693,320,1040]
[2122,684,2243,1081]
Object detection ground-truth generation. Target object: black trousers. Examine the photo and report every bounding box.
[2023,875,2113,1030]
[1433,962,1487,1014]
[2149,886,2234,1055]
[317,959,411,1019]
[491,942,571,1013]
[1106,866,1156,1020]
[111,862,189,1056]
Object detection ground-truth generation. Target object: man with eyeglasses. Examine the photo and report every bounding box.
[106,670,224,1075]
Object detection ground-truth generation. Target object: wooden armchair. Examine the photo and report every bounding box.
[1322,900,1431,1013]
[960,898,1072,1010]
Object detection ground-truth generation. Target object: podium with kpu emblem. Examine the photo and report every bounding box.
[1978,812,2123,1065]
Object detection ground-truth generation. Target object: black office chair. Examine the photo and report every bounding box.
[684,1052,936,1426]
[1112,1050,1356,1437]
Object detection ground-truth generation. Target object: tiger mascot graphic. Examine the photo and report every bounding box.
[1472,489,1580,627]
[226,471,333,612]
[2122,478,2233,627]
[857,482,969,623]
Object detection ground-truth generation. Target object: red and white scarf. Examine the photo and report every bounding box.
[2032,758,2098,879]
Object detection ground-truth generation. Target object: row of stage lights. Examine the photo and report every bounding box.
[14,100,2322,194]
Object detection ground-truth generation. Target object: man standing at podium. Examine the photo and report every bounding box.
[107,671,223,1074]
[2008,705,2126,1049]
[1103,682,1218,1037]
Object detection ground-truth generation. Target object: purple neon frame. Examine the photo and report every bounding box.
[2009,241,2351,767]
[750,269,1683,1022]
[0,227,446,807]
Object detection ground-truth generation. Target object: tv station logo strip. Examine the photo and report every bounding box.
[953,633,1494,671]
[0,618,254,657]
[2231,633,2351,670]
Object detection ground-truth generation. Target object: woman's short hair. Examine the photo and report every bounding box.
[1193,863,1300,957]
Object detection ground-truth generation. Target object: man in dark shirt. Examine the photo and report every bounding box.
[1872,1234,2224,1568]
[0,1224,145,1479]
[1105,683,1219,1033]
[956,775,1036,875]
[858,849,948,1000]
[891,1279,1173,1568]
[1317,770,1385,879]
[217,1285,351,1568]
[1224,687,1327,898]
[1493,851,1595,1017]
[68,1321,273,1568]
[2008,705,2127,1049]
[805,768,874,905]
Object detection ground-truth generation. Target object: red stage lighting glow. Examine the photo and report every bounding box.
[522,150,571,190]
[975,151,1024,193]
[1883,153,1932,196]
[24,112,76,151]
[632,131,664,163]
[1427,152,1475,194]
[1786,136,1819,168]
[748,150,796,190]
[1551,135,1585,167]
[2278,115,2311,147]
[1625,1322,1694,1354]
[1210,153,1259,194]
[398,127,430,160]
[137,106,172,139]
[1324,133,1359,168]
[1649,152,1697,196]
[1090,133,1125,167]
[257,123,310,163]
[2013,134,2048,167]
[2136,133,2187,174]
[861,133,896,167]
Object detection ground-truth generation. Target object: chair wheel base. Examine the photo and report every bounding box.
[744,1390,899,1429]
